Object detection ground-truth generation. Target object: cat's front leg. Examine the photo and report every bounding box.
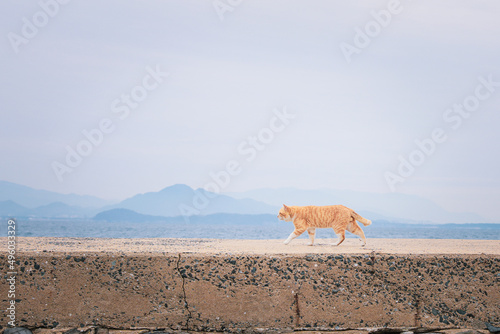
[307,227,316,246]
[284,226,306,245]
[283,231,298,245]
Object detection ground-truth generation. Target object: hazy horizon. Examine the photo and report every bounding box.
[1,179,496,225]
[1,1,499,221]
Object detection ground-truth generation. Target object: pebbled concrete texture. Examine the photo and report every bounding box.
[0,238,499,332]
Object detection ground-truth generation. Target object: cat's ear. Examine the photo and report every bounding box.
[283,204,290,211]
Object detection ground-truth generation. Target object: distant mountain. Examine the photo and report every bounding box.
[107,184,279,217]
[0,180,491,224]
[94,208,278,224]
[185,213,276,225]
[29,202,97,218]
[0,199,98,218]
[0,200,29,217]
[226,188,489,224]
[94,208,167,223]
[0,180,114,208]
[0,182,279,219]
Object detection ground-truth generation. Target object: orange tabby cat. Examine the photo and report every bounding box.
[277,204,372,246]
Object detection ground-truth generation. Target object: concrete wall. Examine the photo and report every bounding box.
[1,253,498,331]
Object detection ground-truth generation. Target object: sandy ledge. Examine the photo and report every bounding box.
[1,237,499,255]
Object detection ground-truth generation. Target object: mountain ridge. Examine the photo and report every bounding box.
[0,180,492,224]
[0,200,98,218]
[0,180,114,208]
[105,184,279,217]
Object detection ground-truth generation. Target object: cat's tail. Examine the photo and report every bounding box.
[351,211,372,226]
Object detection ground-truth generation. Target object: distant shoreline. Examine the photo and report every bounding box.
[2,218,500,240]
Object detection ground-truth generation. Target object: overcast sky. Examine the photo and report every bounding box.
[1,0,499,220]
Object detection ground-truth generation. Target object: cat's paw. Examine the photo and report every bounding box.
[307,242,314,246]
[283,240,290,245]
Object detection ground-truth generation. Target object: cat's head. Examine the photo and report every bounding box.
[277,204,293,222]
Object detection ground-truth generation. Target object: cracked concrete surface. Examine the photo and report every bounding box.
[175,253,192,330]
[0,238,499,332]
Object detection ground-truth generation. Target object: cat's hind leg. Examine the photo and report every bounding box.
[347,221,367,246]
[307,227,316,246]
[332,229,346,246]
[283,228,305,245]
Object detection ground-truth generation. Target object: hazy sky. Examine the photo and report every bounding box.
[1,0,499,220]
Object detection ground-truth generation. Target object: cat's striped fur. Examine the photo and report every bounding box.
[277,204,372,246]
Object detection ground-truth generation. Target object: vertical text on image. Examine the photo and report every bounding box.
[6,218,17,327]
